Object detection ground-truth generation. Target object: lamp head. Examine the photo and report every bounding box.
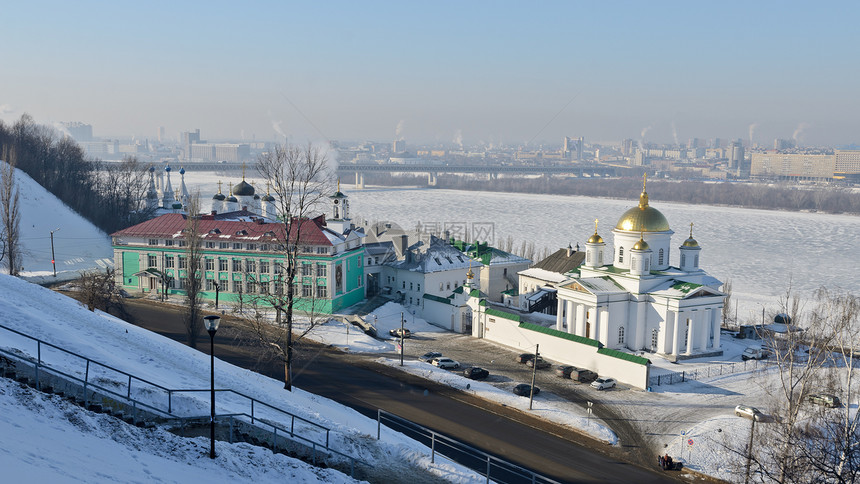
[203,315,221,333]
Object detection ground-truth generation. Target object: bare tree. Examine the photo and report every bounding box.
[722,279,734,327]
[78,268,122,313]
[255,143,332,390]
[0,150,21,275]
[181,194,204,349]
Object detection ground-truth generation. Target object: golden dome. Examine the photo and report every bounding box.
[615,175,670,232]
[632,236,650,251]
[586,218,603,244]
[681,222,698,247]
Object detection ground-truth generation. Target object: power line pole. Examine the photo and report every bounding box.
[50,228,60,277]
[529,344,539,410]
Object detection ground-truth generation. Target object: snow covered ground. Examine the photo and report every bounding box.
[0,274,486,483]
[2,162,113,284]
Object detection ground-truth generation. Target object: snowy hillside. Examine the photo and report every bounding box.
[0,274,483,483]
[0,161,113,283]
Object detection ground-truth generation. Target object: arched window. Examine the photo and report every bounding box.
[658,248,664,266]
[587,252,592,264]
[618,326,625,345]
[618,247,624,263]
[694,255,699,267]
[681,253,686,266]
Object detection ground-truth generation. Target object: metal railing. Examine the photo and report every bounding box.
[649,357,775,387]
[0,322,367,476]
[377,409,562,484]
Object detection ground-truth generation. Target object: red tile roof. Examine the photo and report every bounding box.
[112,213,337,246]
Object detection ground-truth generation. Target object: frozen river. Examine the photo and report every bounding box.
[185,171,859,322]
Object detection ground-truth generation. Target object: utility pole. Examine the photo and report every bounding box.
[50,228,60,277]
[400,312,404,366]
[529,344,539,410]
[744,418,756,484]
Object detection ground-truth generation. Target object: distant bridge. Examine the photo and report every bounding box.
[335,163,617,188]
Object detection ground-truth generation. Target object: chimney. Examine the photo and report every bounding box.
[395,234,408,259]
[566,244,572,257]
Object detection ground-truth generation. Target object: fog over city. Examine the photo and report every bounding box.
[2,1,859,147]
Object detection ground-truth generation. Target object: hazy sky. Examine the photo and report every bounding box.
[1,1,858,147]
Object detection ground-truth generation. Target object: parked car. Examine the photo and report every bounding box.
[734,405,765,421]
[808,393,841,408]
[463,367,489,380]
[556,365,577,378]
[513,383,540,396]
[431,357,460,369]
[389,328,412,339]
[591,377,617,390]
[516,353,536,364]
[525,357,551,369]
[742,346,768,361]
[418,351,443,363]
[574,369,598,383]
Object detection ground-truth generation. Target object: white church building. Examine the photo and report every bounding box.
[554,178,725,361]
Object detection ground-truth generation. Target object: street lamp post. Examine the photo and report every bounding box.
[214,282,220,310]
[529,344,539,410]
[203,315,221,459]
[50,228,60,277]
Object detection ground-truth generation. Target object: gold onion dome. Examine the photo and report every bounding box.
[632,236,650,251]
[615,175,670,232]
[682,222,699,247]
[587,218,603,244]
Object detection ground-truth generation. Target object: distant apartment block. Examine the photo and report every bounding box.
[750,153,835,180]
[835,150,860,175]
[189,142,251,162]
[62,122,93,142]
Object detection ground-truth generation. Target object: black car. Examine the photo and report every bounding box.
[525,357,551,369]
[463,367,489,380]
[575,369,598,383]
[389,328,412,338]
[556,365,577,378]
[516,353,536,364]
[513,383,540,396]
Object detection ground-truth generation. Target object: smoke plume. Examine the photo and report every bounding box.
[453,129,463,148]
[271,120,287,141]
[671,121,679,146]
[395,120,405,141]
[748,123,758,145]
[792,123,810,144]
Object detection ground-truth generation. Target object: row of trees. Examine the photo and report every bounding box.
[363,173,860,215]
[0,115,154,238]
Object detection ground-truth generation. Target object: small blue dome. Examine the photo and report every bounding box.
[165,165,172,172]
[149,166,155,173]
[179,167,186,175]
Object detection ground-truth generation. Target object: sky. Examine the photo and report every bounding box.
[1,1,859,147]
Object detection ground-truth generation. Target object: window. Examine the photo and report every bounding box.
[440,282,443,291]
[205,258,214,271]
[260,281,269,294]
[374,257,379,264]
[246,243,256,251]
[178,256,187,269]
[302,263,312,276]
[274,263,283,274]
[246,280,257,294]
[618,327,625,345]
[274,281,283,295]
[302,246,313,254]
[205,279,214,291]
[232,259,242,272]
[147,255,157,268]
[694,255,699,266]
[260,244,269,251]
[587,252,592,264]
[417,284,421,292]
[409,297,413,305]
[410,282,413,291]
[219,242,229,249]
[233,243,242,250]
[205,241,215,249]
[316,283,327,298]
[178,240,187,247]
[302,283,313,298]
[446,282,451,290]
[165,239,174,247]
[245,259,257,272]
[148,239,158,246]
[658,248,664,266]
[165,256,174,268]
[316,264,327,277]
[368,258,373,265]
[681,254,686,266]
[402,281,406,289]
[232,280,242,293]
[260,260,269,273]
[219,259,228,271]
[618,247,624,263]
[316,247,328,254]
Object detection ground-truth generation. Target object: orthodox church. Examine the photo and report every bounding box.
[554,177,725,360]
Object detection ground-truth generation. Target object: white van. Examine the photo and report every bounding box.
[742,346,767,361]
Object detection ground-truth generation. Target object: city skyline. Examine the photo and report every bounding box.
[2,1,859,147]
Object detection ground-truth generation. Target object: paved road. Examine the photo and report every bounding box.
[109,297,677,484]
